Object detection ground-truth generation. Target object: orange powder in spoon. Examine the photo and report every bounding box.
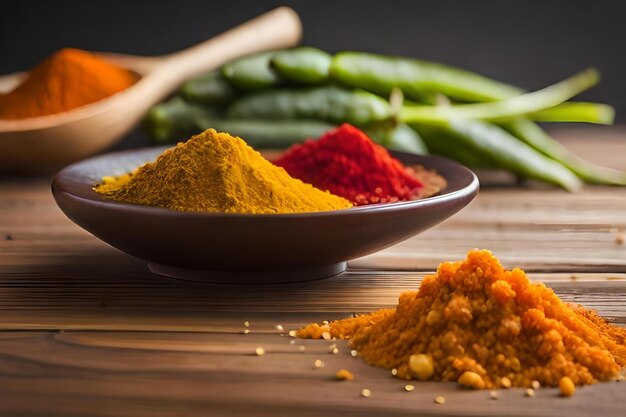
[0,48,136,119]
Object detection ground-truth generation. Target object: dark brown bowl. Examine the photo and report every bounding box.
[52,147,479,284]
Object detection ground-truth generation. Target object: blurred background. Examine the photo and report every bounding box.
[1,0,623,123]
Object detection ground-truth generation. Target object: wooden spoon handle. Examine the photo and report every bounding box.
[154,7,302,84]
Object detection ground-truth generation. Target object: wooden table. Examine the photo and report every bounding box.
[1,128,625,416]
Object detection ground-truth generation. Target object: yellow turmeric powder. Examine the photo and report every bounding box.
[95,129,353,214]
[0,48,135,119]
[299,250,626,389]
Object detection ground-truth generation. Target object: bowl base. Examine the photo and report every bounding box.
[147,262,348,284]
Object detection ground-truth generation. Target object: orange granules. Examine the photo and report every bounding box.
[299,250,626,389]
[0,48,136,119]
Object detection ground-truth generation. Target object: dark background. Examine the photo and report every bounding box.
[1,0,624,122]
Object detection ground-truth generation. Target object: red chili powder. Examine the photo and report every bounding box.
[274,124,423,205]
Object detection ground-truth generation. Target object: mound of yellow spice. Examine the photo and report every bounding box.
[299,250,626,389]
[95,129,352,214]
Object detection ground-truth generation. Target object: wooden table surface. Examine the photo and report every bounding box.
[1,128,625,417]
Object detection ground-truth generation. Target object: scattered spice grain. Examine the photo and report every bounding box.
[361,388,371,397]
[500,377,512,389]
[404,384,415,392]
[335,369,354,381]
[559,376,576,397]
[409,354,434,381]
[458,371,485,390]
[434,396,446,405]
[255,347,266,356]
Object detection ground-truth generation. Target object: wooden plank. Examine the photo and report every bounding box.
[1,331,625,417]
[0,249,624,320]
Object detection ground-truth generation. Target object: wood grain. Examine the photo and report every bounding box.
[1,129,626,416]
[1,331,625,417]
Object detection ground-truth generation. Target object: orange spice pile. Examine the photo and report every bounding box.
[0,48,136,119]
[299,250,626,389]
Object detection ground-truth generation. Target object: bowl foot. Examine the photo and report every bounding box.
[147,262,347,284]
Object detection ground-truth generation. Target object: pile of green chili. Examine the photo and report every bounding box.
[144,47,626,190]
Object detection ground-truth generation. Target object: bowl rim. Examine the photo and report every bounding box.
[52,147,480,219]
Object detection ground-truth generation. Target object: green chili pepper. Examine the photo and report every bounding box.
[399,69,600,124]
[180,71,238,105]
[144,96,218,144]
[330,52,523,103]
[526,102,614,124]
[271,47,332,84]
[364,123,428,154]
[197,119,425,153]
[194,117,335,148]
[414,124,496,168]
[227,86,392,125]
[502,119,626,185]
[222,52,282,90]
[413,120,582,191]
[144,95,335,147]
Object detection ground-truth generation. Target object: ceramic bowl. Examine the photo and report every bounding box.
[52,147,479,283]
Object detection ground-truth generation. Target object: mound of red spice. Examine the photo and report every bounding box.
[274,124,423,205]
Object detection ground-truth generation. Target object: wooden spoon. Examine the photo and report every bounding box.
[0,7,301,173]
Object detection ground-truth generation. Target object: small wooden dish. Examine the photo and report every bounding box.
[51,147,479,284]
